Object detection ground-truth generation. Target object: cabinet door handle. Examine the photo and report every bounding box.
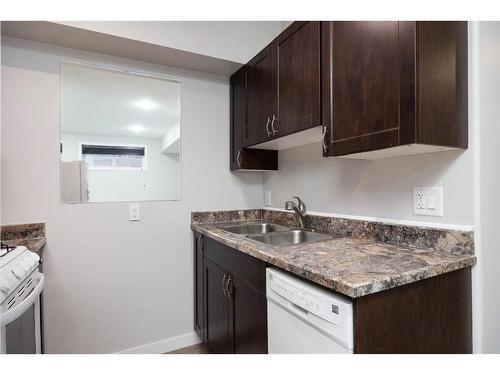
[197,235,203,252]
[221,273,228,297]
[265,117,272,138]
[271,114,278,135]
[322,126,328,153]
[236,150,241,168]
[225,276,233,299]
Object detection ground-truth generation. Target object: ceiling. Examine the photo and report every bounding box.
[61,62,180,140]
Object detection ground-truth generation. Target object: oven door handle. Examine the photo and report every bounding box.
[0,273,44,327]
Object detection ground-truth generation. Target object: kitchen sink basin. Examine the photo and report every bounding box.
[221,222,291,235]
[247,229,333,247]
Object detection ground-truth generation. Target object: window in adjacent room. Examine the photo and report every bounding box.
[80,144,147,171]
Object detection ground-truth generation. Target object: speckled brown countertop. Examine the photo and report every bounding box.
[191,210,476,298]
[1,223,46,257]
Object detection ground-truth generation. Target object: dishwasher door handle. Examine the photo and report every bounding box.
[287,301,309,320]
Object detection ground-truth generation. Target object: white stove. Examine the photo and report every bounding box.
[0,244,44,354]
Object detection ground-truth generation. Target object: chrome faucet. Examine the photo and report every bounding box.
[285,196,307,228]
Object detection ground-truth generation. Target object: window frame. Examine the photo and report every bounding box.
[78,142,148,171]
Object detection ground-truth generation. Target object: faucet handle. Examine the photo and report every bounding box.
[292,196,306,213]
[285,201,295,211]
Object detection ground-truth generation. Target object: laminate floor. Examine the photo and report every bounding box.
[167,343,212,354]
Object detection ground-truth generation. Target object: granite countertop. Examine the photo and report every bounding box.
[191,210,476,298]
[1,223,46,257]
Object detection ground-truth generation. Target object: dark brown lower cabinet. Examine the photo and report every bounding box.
[231,274,268,353]
[194,233,472,354]
[193,233,204,340]
[205,259,231,354]
[354,267,472,354]
[202,237,268,354]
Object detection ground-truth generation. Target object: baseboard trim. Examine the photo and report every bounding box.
[116,331,201,354]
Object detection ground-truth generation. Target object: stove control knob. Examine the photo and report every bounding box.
[29,252,40,264]
[12,265,25,279]
[20,259,31,271]
[0,277,11,294]
[25,256,36,267]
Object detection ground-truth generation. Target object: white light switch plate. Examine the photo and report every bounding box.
[129,204,140,221]
[413,187,443,217]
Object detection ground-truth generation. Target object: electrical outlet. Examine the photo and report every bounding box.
[413,187,443,217]
[415,189,426,210]
[129,204,140,221]
[264,190,272,206]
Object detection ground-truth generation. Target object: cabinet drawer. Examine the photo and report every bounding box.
[205,237,266,294]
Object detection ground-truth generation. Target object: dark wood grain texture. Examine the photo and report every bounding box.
[193,233,205,340]
[230,65,278,171]
[246,40,278,146]
[204,259,231,354]
[276,21,321,137]
[230,274,268,354]
[230,66,246,170]
[354,267,472,354]
[330,22,400,142]
[322,21,468,157]
[202,238,268,354]
[417,21,468,148]
[398,22,418,145]
[205,237,266,293]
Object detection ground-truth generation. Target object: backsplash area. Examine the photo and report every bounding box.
[262,142,473,227]
[192,208,474,256]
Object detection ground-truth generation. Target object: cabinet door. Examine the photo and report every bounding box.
[277,21,321,137]
[246,39,278,146]
[323,21,401,156]
[205,259,230,354]
[229,275,268,354]
[230,66,247,170]
[193,233,204,339]
[416,21,468,148]
[230,67,278,171]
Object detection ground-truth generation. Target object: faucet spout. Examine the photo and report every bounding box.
[284,196,307,228]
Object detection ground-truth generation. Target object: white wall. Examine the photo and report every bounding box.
[56,21,285,64]
[263,143,473,227]
[475,21,500,354]
[61,132,180,202]
[1,37,263,353]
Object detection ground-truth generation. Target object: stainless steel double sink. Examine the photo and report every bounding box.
[221,222,333,247]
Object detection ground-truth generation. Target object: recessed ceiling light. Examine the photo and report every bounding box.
[133,98,158,111]
[128,124,147,134]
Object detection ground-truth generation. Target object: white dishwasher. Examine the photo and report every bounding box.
[266,268,354,354]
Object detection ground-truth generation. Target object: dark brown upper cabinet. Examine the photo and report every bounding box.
[321,21,468,158]
[246,40,278,146]
[230,66,277,171]
[241,21,321,149]
[275,21,321,138]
